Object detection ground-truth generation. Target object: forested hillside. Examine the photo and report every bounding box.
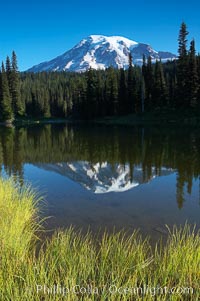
[0,23,200,121]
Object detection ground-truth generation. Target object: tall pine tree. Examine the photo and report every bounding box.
[11,51,24,116]
[118,68,127,115]
[142,56,154,110]
[176,22,189,107]
[0,63,13,121]
[188,39,198,108]
[152,60,167,108]
[127,53,137,113]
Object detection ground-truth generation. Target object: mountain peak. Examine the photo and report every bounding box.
[87,34,138,45]
[27,35,177,73]
[88,34,106,41]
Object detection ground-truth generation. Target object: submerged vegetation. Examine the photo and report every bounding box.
[0,178,200,300]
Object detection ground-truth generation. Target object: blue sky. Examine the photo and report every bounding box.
[1,0,200,71]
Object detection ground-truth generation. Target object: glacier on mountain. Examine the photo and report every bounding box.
[27,35,177,73]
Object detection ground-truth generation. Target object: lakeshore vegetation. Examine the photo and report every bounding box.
[1,23,200,122]
[0,178,200,300]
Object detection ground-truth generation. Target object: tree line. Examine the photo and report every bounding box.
[0,23,200,121]
[0,51,24,121]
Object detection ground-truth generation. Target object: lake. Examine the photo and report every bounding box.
[0,124,200,242]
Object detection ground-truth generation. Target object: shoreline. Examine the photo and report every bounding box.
[5,109,200,127]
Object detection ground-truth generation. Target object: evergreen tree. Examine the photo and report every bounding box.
[96,71,104,117]
[0,63,13,121]
[152,60,167,108]
[6,56,12,92]
[188,39,198,108]
[118,68,127,115]
[143,56,154,110]
[106,67,118,115]
[142,54,146,77]
[141,76,145,113]
[176,22,189,107]
[11,51,24,116]
[85,68,97,119]
[165,61,177,108]
[127,53,137,113]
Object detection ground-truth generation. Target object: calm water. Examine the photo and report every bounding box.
[0,124,200,241]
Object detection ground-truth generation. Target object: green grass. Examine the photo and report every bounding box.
[0,178,200,300]
[0,178,41,258]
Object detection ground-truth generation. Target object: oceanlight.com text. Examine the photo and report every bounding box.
[33,284,194,297]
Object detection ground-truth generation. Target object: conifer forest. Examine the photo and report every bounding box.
[1,23,200,121]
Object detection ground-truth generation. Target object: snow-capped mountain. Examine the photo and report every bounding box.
[35,161,174,193]
[27,35,177,73]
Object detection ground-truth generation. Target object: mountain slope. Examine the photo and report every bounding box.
[27,35,177,73]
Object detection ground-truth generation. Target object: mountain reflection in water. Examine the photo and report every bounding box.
[1,124,200,240]
[0,124,199,210]
[35,162,174,194]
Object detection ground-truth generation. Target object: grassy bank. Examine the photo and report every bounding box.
[0,178,200,300]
